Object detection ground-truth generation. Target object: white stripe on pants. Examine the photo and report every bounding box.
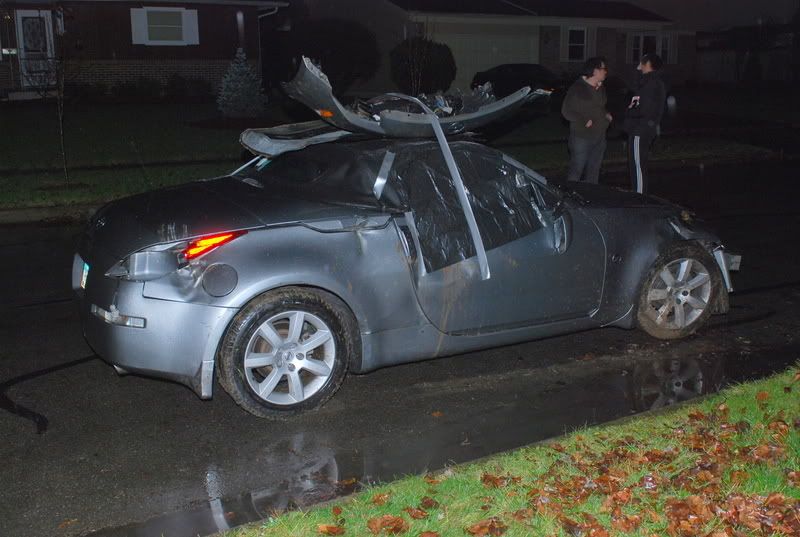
[633,135,643,194]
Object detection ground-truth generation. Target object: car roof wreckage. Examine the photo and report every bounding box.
[238,56,552,281]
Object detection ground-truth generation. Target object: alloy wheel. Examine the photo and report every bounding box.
[243,310,336,405]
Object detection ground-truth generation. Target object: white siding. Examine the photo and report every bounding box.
[432,28,540,90]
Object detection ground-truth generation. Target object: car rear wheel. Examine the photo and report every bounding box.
[636,243,722,340]
[217,287,358,418]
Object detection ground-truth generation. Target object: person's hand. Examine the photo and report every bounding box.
[606,113,613,122]
[585,119,593,128]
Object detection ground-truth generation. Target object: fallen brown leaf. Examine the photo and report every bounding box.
[367,514,409,535]
[729,470,749,484]
[423,474,440,485]
[419,496,439,510]
[786,469,800,486]
[611,513,642,533]
[511,508,533,522]
[419,532,440,537]
[466,517,508,536]
[431,411,444,418]
[402,507,428,520]
[372,493,391,506]
[481,473,520,488]
[688,410,707,421]
[768,419,790,438]
[749,443,786,464]
[756,390,770,402]
[57,519,78,530]
[318,524,346,535]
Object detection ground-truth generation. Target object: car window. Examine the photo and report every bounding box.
[452,145,544,251]
[392,146,476,273]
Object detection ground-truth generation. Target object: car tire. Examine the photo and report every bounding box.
[217,287,358,419]
[636,242,722,340]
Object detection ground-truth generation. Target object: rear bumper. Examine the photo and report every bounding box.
[712,247,742,293]
[76,254,236,398]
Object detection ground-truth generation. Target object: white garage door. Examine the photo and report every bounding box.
[435,29,540,91]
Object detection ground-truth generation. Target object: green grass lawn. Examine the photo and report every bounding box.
[0,101,290,172]
[0,162,236,209]
[676,86,800,125]
[225,366,800,537]
[0,102,777,210]
[502,135,775,175]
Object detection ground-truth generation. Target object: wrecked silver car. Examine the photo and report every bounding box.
[73,59,740,418]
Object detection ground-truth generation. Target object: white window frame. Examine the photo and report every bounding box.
[130,7,199,46]
[566,26,587,62]
[628,31,673,64]
[660,33,674,64]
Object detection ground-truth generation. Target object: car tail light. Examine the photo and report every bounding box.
[183,230,247,260]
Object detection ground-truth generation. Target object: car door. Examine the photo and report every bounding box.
[399,144,605,334]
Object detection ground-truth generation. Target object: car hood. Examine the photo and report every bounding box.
[84,177,383,260]
[562,183,672,210]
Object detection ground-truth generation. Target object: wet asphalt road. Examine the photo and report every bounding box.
[1,161,800,537]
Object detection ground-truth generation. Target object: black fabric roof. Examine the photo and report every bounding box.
[388,0,669,22]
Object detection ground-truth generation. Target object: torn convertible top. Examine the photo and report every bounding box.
[240,56,550,159]
[238,57,551,280]
[235,138,545,274]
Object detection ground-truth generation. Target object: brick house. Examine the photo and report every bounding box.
[0,0,287,99]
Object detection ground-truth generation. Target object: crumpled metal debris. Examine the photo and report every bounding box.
[354,82,497,120]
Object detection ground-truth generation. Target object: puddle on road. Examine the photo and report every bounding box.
[87,346,799,537]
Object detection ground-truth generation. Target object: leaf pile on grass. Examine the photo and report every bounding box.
[228,368,800,537]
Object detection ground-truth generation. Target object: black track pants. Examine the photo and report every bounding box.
[627,133,655,194]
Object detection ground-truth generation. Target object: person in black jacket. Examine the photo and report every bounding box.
[561,57,614,184]
[624,53,666,194]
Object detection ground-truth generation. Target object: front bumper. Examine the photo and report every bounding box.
[75,254,236,399]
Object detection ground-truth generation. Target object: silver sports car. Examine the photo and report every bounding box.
[73,136,740,418]
[73,61,740,418]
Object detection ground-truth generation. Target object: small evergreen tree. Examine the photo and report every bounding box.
[390,37,457,95]
[217,48,267,118]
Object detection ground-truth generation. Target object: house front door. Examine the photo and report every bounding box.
[15,9,55,88]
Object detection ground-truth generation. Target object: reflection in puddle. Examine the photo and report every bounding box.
[88,349,798,537]
[628,356,724,411]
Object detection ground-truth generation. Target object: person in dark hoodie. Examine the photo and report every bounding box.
[624,53,667,194]
[561,57,613,184]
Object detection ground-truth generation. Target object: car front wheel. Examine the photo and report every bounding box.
[636,243,723,340]
[217,287,358,418]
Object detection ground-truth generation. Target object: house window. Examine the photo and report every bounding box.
[130,7,199,46]
[147,9,183,42]
[660,34,673,63]
[568,28,586,61]
[629,32,657,64]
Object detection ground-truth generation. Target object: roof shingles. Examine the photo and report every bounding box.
[388,0,669,22]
